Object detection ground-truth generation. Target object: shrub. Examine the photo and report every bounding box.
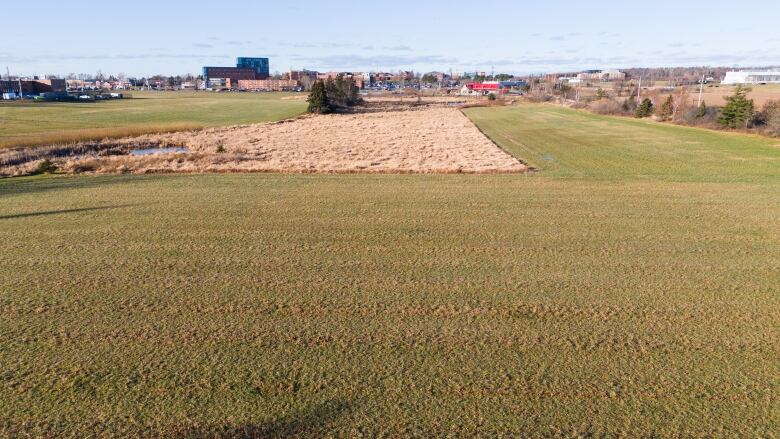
[589,99,623,115]
[595,88,608,100]
[34,159,58,174]
[622,95,637,113]
[487,93,497,101]
[695,101,707,119]
[768,111,780,137]
[215,142,226,153]
[761,100,780,136]
[635,98,654,118]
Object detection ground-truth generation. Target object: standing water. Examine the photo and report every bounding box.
[130,147,188,156]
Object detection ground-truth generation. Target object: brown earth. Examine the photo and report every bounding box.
[2,105,528,176]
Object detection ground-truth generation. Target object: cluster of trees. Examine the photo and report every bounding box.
[462,73,513,84]
[307,76,362,114]
[421,74,439,84]
[586,84,780,137]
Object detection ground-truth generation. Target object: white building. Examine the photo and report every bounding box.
[558,77,582,84]
[722,71,780,85]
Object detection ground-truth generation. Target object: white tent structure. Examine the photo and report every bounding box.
[722,71,780,85]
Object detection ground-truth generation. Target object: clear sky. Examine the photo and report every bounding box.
[3,0,779,77]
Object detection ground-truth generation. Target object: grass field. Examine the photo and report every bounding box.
[0,91,307,149]
[1,104,778,436]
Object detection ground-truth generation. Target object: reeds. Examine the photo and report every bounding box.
[0,123,202,150]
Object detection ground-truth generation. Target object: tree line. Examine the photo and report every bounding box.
[574,84,780,137]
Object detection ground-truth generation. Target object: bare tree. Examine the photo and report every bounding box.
[672,87,691,122]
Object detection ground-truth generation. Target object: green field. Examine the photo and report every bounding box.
[1,104,778,436]
[0,91,307,149]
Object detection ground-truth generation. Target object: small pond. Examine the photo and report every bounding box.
[130,147,188,156]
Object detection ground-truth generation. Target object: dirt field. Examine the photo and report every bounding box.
[1,104,528,176]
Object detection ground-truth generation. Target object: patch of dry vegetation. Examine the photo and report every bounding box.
[0,123,201,150]
[1,106,527,176]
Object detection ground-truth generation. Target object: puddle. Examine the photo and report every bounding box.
[130,147,188,156]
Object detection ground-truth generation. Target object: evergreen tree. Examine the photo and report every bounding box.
[718,85,755,129]
[659,95,674,121]
[307,80,330,114]
[320,76,362,110]
[330,76,347,107]
[635,98,654,118]
[695,100,707,118]
[595,88,608,100]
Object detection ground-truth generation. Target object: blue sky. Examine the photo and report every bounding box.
[3,0,779,77]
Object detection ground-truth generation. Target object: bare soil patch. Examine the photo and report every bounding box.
[1,105,528,176]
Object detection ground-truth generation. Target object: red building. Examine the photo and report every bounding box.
[202,67,257,88]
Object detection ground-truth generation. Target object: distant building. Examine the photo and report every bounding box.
[288,70,318,81]
[600,69,626,81]
[203,57,271,89]
[205,77,233,89]
[317,72,365,89]
[460,81,527,96]
[558,76,582,84]
[722,71,780,85]
[202,67,256,86]
[576,69,625,81]
[237,79,299,91]
[236,57,270,79]
[0,79,66,97]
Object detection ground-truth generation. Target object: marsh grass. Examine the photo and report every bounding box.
[0,123,202,150]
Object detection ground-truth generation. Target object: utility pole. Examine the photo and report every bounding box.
[637,76,642,100]
[697,74,705,107]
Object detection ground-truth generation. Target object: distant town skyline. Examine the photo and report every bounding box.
[3,0,779,77]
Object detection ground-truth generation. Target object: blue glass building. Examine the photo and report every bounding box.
[236,57,270,79]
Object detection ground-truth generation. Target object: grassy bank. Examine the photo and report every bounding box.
[0,104,778,436]
[464,104,780,183]
[0,91,307,149]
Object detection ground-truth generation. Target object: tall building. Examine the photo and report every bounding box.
[236,57,270,79]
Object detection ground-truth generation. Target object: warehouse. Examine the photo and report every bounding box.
[722,71,780,85]
[1,78,66,99]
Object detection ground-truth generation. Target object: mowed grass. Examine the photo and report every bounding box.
[1,104,779,436]
[0,91,307,149]
[466,104,780,183]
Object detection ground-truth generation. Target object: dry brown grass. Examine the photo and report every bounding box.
[1,107,528,177]
[0,123,201,150]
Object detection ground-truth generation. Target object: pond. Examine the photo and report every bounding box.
[129,147,188,156]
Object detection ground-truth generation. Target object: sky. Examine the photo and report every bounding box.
[3,0,779,78]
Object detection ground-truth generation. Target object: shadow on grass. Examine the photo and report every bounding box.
[0,204,137,220]
[0,174,183,198]
[169,399,352,439]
